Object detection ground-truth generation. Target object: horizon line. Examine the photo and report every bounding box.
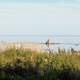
[0,34,80,37]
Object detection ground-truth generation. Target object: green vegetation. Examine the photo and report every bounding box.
[0,48,80,80]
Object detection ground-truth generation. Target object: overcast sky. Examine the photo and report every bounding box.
[0,0,80,35]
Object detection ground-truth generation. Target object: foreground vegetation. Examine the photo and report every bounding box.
[0,48,80,80]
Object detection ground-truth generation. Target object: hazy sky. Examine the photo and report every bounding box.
[0,0,80,35]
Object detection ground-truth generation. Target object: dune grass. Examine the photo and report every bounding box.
[0,48,80,80]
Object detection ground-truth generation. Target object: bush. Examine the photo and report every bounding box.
[0,48,80,80]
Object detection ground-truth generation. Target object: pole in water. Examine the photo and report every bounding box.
[45,38,53,53]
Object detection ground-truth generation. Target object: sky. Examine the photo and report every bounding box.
[0,0,80,35]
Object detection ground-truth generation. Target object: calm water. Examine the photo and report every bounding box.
[0,35,80,49]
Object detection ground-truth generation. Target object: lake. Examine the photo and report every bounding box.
[0,35,80,50]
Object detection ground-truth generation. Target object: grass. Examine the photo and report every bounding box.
[0,48,80,80]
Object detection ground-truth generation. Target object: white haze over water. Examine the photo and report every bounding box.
[0,3,80,49]
[0,4,80,35]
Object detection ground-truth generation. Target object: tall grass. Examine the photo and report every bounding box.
[0,48,80,80]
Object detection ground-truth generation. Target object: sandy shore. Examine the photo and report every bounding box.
[0,41,44,52]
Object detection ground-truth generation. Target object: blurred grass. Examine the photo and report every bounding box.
[0,48,80,80]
